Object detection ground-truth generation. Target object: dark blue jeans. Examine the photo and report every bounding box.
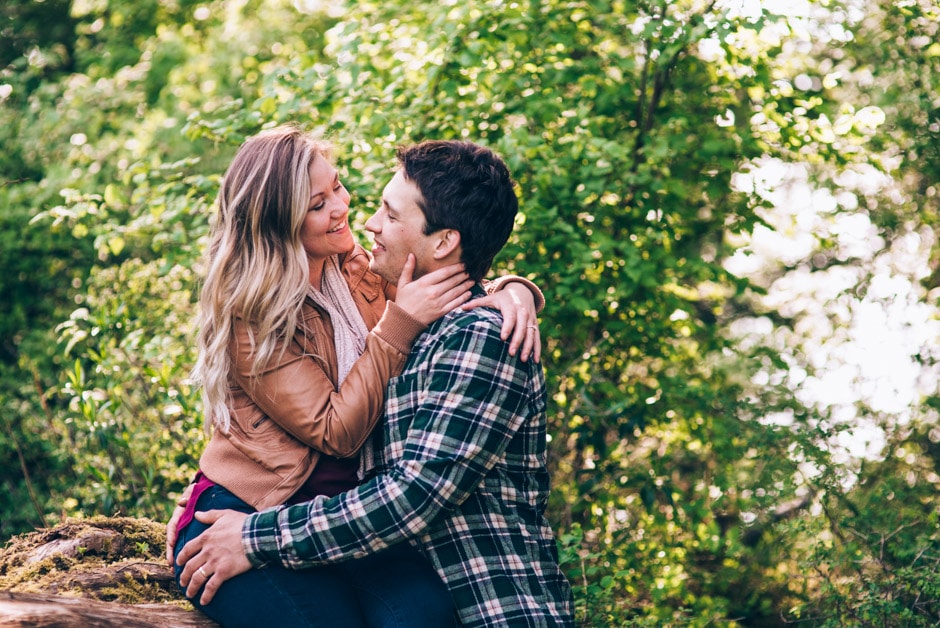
[173,484,455,627]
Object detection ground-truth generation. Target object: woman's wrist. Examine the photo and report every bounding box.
[488,275,544,313]
[371,301,428,354]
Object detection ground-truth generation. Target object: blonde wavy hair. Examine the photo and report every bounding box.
[194,125,332,433]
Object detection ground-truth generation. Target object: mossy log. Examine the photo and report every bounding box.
[0,590,217,627]
[0,516,217,627]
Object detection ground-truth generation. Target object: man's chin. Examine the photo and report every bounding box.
[369,260,400,285]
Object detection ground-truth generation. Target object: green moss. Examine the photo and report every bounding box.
[0,515,192,606]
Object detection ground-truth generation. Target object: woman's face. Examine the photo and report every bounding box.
[300,154,354,264]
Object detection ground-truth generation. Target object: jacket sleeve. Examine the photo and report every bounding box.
[383,275,545,313]
[231,301,426,458]
[242,313,535,568]
[482,275,545,313]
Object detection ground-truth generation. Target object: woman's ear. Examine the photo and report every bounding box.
[432,228,461,260]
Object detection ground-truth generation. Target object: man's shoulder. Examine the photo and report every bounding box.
[408,303,506,369]
[435,298,504,336]
[423,301,541,378]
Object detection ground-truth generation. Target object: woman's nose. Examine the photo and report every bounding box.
[331,197,348,215]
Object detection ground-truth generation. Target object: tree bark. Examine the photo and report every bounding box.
[0,590,217,627]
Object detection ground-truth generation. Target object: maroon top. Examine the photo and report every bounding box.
[286,455,360,503]
[177,456,360,533]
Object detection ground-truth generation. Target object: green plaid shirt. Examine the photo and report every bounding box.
[244,287,575,627]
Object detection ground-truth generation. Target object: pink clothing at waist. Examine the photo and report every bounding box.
[176,457,360,534]
[177,471,216,532]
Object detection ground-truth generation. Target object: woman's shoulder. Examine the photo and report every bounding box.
[339,242,372,270]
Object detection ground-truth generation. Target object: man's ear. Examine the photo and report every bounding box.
[432,229,461,260]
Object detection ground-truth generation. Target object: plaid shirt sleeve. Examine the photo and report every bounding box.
[242,311,534,568]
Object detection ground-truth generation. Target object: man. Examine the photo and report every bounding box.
[177,140,575,627]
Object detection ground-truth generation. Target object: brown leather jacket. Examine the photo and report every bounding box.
[199,244,426,509]
[199,243,543,510]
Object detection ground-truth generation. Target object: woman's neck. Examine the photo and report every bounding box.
[308,257,327,291]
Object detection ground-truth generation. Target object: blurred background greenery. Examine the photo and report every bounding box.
[2,0,939,624]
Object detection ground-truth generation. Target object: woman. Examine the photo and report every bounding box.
[169,125,543,627]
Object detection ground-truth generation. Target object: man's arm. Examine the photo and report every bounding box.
[248,311,535,568]
[175,310,536,604]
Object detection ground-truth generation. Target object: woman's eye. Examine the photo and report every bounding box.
[309,201,325,211]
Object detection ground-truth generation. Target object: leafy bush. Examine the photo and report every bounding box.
[2,0,939,624]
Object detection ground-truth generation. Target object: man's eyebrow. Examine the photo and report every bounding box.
[382,196,399,215]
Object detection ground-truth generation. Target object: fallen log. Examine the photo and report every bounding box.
[0,590,216,627]
[0,516,216,627]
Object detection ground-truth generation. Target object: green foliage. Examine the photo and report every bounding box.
[780,417,940,626]
[2,0,939,624]
[0,0,338,528]
[28,153,219,517]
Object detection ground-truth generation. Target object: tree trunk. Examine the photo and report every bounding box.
[0,590,217,627]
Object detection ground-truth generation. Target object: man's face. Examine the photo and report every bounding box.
[365,170,438,284]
